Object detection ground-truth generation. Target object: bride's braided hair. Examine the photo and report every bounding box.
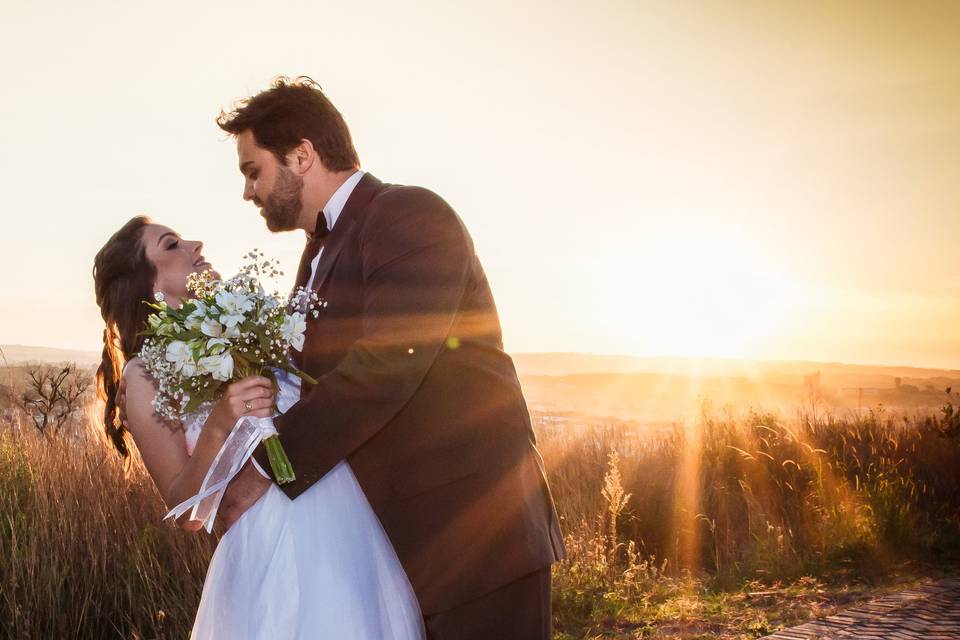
[92,216,156,461]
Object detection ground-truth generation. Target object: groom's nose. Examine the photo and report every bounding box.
[243,181,255,202]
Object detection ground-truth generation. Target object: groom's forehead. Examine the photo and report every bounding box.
[236,130,268,156]
[236,131,268,169]
[236,130,256,158]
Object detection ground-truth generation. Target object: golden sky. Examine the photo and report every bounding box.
[1,1,958,368]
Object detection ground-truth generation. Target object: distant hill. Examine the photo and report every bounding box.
[4,345,957,422]
[512,353,960,422]
[517,371,959,422]
[511,352,960,382]
[0,344,100,366]
[4,345,958,383]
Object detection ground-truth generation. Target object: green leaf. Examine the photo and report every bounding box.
[184,394,203,414]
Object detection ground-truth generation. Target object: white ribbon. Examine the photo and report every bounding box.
[164,415,279,533]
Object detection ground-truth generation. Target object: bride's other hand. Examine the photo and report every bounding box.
[207,376,275,433]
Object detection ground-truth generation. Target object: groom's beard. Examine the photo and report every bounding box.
[261,165,304,232]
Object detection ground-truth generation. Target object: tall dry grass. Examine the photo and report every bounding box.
[0,415,212,639]
[2,398,959,639]
[538,402,960,632]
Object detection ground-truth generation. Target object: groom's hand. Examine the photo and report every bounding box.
[214,459,272,535]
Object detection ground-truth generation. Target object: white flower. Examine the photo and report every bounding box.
[206,338,229,355]
[200,317,224,338]
[282,312,307,352]
[216,291,254,328]
[184,301,209,330]
[224,323,242,338]
[220,312,245,328]
[200,352,234,381]
[164,340,192,371]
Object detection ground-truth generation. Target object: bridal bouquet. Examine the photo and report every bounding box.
[139,250,322,485]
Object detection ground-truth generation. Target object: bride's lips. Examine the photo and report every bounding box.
[193,257,210,269]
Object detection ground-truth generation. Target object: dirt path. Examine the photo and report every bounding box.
[763,577,960,640]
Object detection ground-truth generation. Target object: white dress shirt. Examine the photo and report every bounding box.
[307,169,366,290]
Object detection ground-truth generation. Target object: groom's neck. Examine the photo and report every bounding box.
[298,169,357,232]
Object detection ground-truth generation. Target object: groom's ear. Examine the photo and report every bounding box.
[286,138,317,176]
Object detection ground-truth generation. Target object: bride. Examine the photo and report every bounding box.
[92,215,425,640]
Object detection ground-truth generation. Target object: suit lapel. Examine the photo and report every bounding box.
[293,235,317,290]
[310,172,383,292]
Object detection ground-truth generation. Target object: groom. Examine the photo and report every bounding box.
[215,77,565,638]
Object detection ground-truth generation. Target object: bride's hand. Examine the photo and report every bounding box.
[206,376,275,433]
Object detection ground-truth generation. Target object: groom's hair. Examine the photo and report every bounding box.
[217,76,360,171]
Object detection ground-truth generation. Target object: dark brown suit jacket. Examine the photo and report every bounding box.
[254,173,565,615]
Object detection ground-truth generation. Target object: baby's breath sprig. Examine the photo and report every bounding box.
[288,286,328,319]
[186,270,218,299]
[239,248,284,282]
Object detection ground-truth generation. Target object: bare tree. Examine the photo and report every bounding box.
[20,363,93,436]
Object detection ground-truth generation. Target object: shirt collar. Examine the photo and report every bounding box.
[321,169,365,232]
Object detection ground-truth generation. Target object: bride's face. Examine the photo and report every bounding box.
[141,224,218,306]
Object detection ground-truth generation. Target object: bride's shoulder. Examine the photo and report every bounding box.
[121,357,155,393]
[122,356,144,379]
[120,357,173,431]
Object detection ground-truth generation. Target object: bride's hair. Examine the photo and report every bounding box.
[92,216,156,461]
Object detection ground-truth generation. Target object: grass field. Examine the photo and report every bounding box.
[2,394,958,639]
[538,401,960,637]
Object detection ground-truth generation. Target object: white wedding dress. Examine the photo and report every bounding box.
[183,369,425,640]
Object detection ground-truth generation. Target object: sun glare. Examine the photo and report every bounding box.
[591,223,803,360]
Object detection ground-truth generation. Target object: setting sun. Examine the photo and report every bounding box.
[582,220,804,360]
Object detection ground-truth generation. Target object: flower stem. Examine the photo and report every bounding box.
[264,435,296,485]
[284,364,318,386]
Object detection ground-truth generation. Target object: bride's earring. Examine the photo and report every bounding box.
[154,291,165,302]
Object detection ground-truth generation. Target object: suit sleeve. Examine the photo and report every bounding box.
[254,189,471,498]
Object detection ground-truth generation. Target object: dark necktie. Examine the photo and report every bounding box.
[293,211,330,290]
